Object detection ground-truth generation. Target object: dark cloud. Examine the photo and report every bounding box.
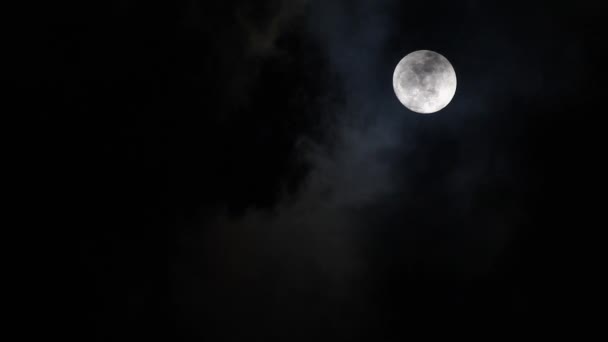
[24,0,604,340]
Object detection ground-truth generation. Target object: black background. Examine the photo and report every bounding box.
[18,0,605,340]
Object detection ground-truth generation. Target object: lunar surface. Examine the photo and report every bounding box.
[393,50,457,114]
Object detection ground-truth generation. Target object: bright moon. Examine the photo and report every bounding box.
[393,50,457,114]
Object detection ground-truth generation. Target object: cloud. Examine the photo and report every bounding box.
[173,1,409,338]
[237,0,310,57]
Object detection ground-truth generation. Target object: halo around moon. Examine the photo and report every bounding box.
[393,50,457,114]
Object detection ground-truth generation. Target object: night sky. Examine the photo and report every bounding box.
[22,0,605,340]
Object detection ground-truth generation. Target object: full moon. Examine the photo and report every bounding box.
[393,50,457,114]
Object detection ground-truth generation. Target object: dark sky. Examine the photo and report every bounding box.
[21,0,605,340]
